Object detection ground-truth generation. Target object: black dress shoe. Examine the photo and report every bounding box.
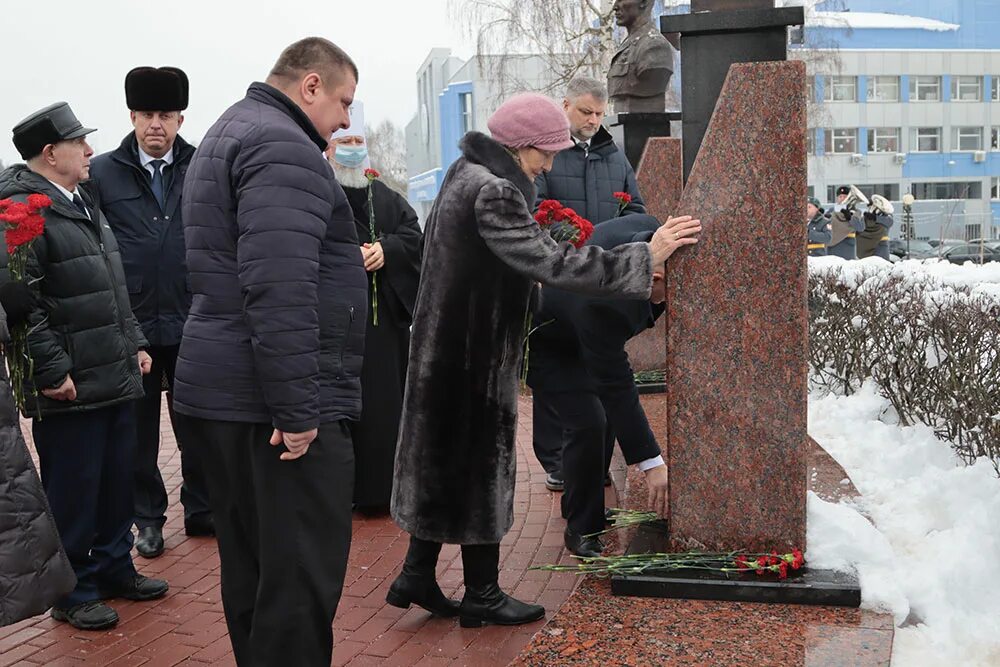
[51,600,119,630]
[459,583,545,628]
[385,572,460,617]
[99,574,169,602]
[604,473,613,487]
[135,526,164,558]
[544,474,564,492]
[184,514,215,537]
[564,530,605,558]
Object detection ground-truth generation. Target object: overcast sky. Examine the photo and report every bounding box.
[0,0,474,164]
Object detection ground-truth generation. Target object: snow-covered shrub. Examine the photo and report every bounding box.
[809,258,1000,473]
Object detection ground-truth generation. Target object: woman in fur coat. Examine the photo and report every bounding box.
[387,93,700,628]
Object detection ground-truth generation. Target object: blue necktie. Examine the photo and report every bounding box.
[150,159,165,209]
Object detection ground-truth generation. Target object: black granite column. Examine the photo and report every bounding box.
[662,1,804,181]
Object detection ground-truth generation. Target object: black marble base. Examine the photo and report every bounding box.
[611,524,861,607]
[636,382,666,395]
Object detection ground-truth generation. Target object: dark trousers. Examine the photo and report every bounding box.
[404,536,499,588]
[179,416,354,667]
[531,391,564,477]
[134,345,211,529]
[33,403,139,608]
[537,390,616,536]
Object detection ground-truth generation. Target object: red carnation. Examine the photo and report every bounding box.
[791,549,805,570]
[26,193,52,211]
[364,168,380,181]
[614,191,632,216]
[539,199,562,214]
[778,561,789,579]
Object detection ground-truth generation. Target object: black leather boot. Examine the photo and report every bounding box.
[385,536,460,617]
[459,543,545,628]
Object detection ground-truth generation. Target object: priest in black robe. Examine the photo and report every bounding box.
[327,102,422,512]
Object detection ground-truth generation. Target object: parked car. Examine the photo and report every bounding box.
[940,244,999,264]
[927,238,965,249]
[889,239,937,260]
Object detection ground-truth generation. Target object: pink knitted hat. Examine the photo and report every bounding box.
[487,93,575,152]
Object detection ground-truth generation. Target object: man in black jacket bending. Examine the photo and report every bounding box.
[174,38,367,666]
[90,66,212,559]
[531,76,647,491]
[527,215,668,558]
[1,102,168,631]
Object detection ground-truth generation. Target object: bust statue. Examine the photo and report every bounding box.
[607,0,675,113]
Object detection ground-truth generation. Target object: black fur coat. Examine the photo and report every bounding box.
[390,132,654,545]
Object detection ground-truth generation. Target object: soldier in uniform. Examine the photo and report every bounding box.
[807,196,831,257]
[857,207,894,261]
[827,185,864,260]
[607,0,675,113]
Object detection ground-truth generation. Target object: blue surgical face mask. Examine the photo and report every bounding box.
[334,145,368,168]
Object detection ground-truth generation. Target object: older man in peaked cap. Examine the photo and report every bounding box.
[0,102,168,631]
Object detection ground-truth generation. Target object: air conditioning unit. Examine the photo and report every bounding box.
[973,150,987,163]
[893,153,907,165]
[850,153,864,165]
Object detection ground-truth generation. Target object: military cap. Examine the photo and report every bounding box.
[12,101,96,160]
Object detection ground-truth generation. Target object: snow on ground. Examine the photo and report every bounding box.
[806,383,1000,667]
[810,255,1000,290]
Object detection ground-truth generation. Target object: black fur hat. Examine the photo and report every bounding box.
[125,66,189,111]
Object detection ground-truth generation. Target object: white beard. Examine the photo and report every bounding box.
[330,161,369,190]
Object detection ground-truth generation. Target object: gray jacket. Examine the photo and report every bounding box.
[807,212,832,257]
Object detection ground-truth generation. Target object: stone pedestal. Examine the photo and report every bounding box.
[607,112,682,170]
[624,137,684,374]
[664,60,808,553]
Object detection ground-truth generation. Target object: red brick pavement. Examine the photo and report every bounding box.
[2,397,617,666]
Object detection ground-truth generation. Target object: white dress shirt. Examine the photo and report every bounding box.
[45,178,87,216]
[138,145,174,176]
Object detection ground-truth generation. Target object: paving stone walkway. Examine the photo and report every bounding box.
[1,397,612,666]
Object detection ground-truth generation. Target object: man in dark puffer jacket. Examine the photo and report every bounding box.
[174,38,367,666]
[0,102,168,631]
[531,76,648,491]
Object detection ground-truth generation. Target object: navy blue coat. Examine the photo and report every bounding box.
[527,214,663,466]
[174,83,368,432]
[89,134,195,347]
[807,213,832,257]
[534,126,646,224]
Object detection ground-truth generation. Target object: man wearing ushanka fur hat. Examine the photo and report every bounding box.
[90,66,213,561]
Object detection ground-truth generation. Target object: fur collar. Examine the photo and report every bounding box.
[459,131,534,205]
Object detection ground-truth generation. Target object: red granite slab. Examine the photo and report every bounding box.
[665,61,808,552]
[624,137,684,373]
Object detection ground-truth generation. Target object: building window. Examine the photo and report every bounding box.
[913,127,941,152]
[992,177,1000,199]
[911,181,982,200]
[909,76,941,102]
[992,127,1000,151]
[822,76,857,102]
[826,183,897,202]
[825,128,858,154]
[953,127,983,152]
[866,76,900,102]
[459,92,473,135]
[951,76,983,102]
[807,129,815,155]
[868,128,900,153]
[993,77,1000,101]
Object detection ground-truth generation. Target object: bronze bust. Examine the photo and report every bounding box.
[608,0,675,113]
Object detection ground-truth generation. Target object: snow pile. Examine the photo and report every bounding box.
[807,384,1000,667]
[810,255,1000,291]
[809,11,960,32]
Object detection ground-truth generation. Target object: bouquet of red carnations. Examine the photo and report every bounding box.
[534,199,594,248]
[0,193,50,413]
